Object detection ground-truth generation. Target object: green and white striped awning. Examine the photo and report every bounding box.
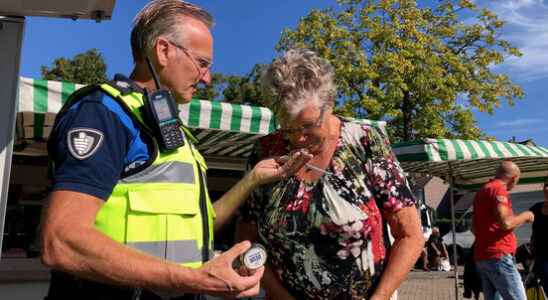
[16,77,388,161]
[17,77,85,140]
[179,98,277,159]
[18,77,85,112]
[393,138,548,189]
[16,77,277,158]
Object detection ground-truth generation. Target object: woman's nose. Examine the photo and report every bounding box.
[296,134,308,144]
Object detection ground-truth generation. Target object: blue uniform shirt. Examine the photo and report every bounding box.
[49,75,151,200]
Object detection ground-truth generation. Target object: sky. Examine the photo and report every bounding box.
[18,0,547,146]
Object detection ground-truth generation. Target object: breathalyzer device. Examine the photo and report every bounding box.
[233,243,267,271]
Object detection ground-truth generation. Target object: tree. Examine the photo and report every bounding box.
[41,49,108,85]
[193,73,226,100]
[221,64,265,106]
[194,64,264,106]
[277,0,523,142]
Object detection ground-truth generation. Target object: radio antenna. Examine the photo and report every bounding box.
[145,55,162,90]
[138,31,162,90]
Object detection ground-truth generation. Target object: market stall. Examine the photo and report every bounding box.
[393,138,548,299]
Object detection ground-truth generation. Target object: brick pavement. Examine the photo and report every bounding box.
[398,269,484,300]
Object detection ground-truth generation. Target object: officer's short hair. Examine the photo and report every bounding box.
[131,0,214,63]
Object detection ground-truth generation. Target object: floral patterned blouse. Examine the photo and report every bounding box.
[240,118,416,300]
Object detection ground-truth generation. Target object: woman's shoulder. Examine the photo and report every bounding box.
[339,116,383,140]
[339,116,384,131]
[338,116,394,157]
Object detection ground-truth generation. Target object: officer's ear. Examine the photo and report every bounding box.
[154,37,171,68]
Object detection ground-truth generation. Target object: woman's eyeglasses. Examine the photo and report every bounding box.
[278,104,327,135]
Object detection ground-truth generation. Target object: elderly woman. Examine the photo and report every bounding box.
[236,49,424,300]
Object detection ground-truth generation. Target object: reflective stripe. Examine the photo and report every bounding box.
[127,240,204,264]
[120,161,195,184]
[168,246,214,264]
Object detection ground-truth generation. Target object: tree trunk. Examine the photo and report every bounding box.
[402,91,412,141]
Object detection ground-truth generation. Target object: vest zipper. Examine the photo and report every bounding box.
[197,167,210,262]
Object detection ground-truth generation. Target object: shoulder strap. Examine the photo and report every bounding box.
[54,82,159,178]
[98,82,151,132]
[55,84,103,117]
[101,81,198,146]
[97,83,160,177]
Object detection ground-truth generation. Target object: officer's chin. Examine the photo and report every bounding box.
[175,92,192,105]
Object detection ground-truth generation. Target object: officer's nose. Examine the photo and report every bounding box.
[200,68,212,85]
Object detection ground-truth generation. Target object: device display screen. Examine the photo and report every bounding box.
[153,98,173,121]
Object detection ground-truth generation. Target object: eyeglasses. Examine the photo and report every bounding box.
[168,40,213,72]
[278,104,327,135]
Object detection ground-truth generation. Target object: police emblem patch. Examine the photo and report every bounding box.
[67,128,104,160]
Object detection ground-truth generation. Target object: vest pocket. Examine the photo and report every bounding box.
[127,188,198,215]
[125,187,203,265]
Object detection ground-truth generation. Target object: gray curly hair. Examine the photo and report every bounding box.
[261,49,337,120]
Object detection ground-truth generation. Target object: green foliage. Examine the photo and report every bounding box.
[222,64,265,106]
[276,0,523,142]
[193,73,226,100]
[41,49,108,85]
[194,64,265,106]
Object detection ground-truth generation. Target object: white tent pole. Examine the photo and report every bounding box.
[449,165,460,300]
[0,16,25,261]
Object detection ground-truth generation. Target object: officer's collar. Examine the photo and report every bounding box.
[112,74,145,95]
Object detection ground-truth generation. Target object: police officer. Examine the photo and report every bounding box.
[40,1,311,299]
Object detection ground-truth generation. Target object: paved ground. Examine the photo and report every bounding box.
[399,268,482,300]
[0,263,480,300]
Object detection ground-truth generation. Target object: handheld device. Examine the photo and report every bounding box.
[233,243,267,271]
[142,55,185,151]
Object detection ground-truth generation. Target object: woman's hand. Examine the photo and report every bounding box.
[369,294,389,300]
[248,149,312,186]
[371,206,424,300]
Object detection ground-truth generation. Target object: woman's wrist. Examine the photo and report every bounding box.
[370,290,392,300]
[243,171,261,191]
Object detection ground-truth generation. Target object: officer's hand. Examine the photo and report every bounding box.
[197,241,264,298]
[249,149,313,186]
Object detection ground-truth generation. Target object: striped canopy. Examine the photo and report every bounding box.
[16,77,276,159]
[393,138,548,189]
[179,98,277,159]
[16,77,385,162]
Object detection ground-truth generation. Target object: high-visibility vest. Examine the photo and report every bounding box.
[54,82,215,269]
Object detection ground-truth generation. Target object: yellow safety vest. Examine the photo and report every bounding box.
[56,82,215,269]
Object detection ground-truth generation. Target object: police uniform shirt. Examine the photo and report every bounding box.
[49,74,150,200]
[46,75,194,300]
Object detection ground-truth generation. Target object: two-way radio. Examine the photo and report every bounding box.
[142,55,185,151]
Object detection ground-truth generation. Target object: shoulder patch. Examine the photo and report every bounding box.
[67,128,104,160]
